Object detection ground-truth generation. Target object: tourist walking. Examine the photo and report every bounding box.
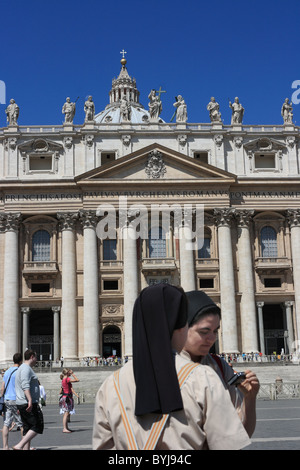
[0,353,23,450]
[13,350,44,450]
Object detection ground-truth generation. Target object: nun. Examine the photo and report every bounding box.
[182,290,260,437]
[92,284,251,450]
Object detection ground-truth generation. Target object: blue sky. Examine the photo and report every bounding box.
[1,0,299,126]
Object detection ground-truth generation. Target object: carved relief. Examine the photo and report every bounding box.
[102,304,123,317]
[214,134,223,147]
[145,150,166,179]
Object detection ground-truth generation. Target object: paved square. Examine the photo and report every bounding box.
[3,399,300,450]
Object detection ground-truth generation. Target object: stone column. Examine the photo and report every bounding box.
[1,213,22,361]
[21,307,30,353]
[256,301,265,355]
[178,210,196,291]
[52,306,61,362]
[214,208,239,353]
[79,210,100,357]
[57,212,78,360]
[235,210,259,352]
[287,209,300,341]
[284,301,294,354]
[122,221,139,358]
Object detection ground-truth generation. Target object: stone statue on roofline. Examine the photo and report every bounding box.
[229,97,244,125]
[84,95,95,122]
[281,98,293,124]
[172,95,187,122]
[5,98,19,125]
[148,88,165,121]
[62,97,76,123]
[207,97,222,123]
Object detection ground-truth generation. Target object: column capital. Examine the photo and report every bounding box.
[235,209,254,227]
[51,306,61,313]
[213,208,236,227]
[0,212,22,232]
[284,300,293,308]
[79,210,98,229]
[286,209,300,228]
[180,207,196,228]
[256,301,264,308]
[57,212,78,231]
[21,306,30,314]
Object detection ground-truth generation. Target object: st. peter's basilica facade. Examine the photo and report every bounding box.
[0,55,300,365]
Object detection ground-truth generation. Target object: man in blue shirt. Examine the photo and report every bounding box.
[0,352,23,450]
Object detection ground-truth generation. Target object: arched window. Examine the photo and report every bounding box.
[103,239,117,260]
[149,227,166,258]
[260,226,278,257]
[32,230,51,261]
[197,236,211,258]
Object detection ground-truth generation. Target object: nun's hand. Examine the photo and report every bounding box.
[238,370,260,400]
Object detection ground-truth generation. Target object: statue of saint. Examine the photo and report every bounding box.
[207,97,222,122]
[120,96,131,121]
[62,97,76,123]
[173,95,187,122]
[5,99,19,125]
[84,96,95,122]
[281,98,293,124]
[148,89,163,121]
[229,97,244,124]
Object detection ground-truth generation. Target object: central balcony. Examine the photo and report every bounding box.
[22,261,59,280]
[142,257,177,275]
[255,257,291,273]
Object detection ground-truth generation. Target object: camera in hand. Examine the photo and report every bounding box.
[227,372,246,386]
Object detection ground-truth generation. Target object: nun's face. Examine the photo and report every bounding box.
[184,314,220,360]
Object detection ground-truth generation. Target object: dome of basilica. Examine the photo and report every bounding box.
[94,55,164,124]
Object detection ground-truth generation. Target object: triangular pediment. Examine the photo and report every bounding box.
[244,137,286,152]
[76,144,236,183]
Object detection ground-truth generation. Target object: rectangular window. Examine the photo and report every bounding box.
[31,283,50,293]
[103,280,119,290]
[264,278,282,288]
[29,156,53,171]
[255,154,275,169]
[199,278,214,289]
[194,152,208,164]
[101,152,116,165]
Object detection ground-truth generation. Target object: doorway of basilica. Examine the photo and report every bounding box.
[102,325,122,358]
[263,304,285,355]
[28,309,54,361]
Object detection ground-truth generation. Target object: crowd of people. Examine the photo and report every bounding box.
[80,356,128,367]
[1,286,262,450]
